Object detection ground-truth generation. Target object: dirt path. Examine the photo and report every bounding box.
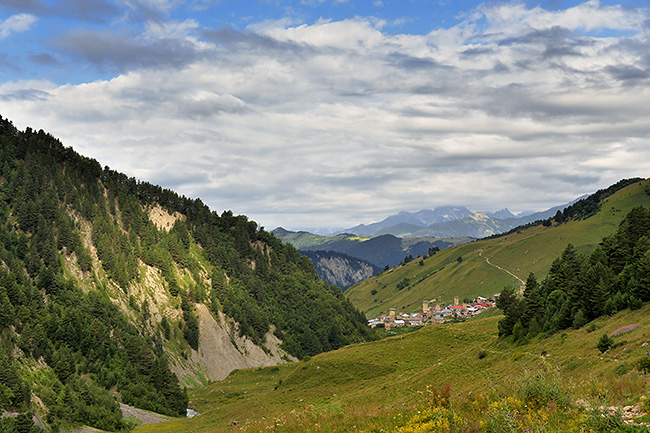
[119,403,171,425]
[68,404,171,432]
[478,250,526,293]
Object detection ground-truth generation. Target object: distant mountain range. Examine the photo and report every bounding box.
[346,206,474,236]
[339,198,587,239]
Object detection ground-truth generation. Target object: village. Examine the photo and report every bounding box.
[368,296,496,330]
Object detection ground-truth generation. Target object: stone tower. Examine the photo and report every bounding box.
[454,296,459,306]
[422,300,429,314]
[389,308,396,321]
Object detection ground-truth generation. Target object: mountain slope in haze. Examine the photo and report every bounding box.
[345,206,473,236]
[301,250,380,290]
[485,208,517,219]
[0,116,374,431]
[386,212,512,238]
[346,178,650,317]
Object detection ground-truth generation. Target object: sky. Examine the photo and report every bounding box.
[1,0,649,232]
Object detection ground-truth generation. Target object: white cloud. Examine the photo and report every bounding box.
[2,1,650,229]
[475,0,644,36]
[0,13,36,39]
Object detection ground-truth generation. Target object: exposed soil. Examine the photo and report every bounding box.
[119,403,171,425]
[168,304,295,385]
[147,204,184,232]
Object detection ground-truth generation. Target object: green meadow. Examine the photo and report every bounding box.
[135,303,650,432]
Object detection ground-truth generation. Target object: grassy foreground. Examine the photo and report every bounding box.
[135,303,650,432]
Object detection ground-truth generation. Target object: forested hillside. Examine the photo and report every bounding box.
[0,116,373,432]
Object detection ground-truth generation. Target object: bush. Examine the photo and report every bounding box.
[596,333,614,353]
[517,369,571,409]
[613,364,629,376]
[638,356,650,374]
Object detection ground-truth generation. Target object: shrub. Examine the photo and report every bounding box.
[596,334,614,353]
[613,364,629,376]
[517,369,571,409]
[638,356,650,374]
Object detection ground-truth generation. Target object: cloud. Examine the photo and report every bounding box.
[54,24,209,73]
[0,13,36,39]
[28,52,59,65]
[3,1,650,229]
[120,0,178,21]
[0,0,44,13]
[0,0,117,22]
[57,0,119,22]
[0,88,50,101]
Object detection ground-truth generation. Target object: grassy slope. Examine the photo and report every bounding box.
[273,231,371,250]
[135,303,650,433]
[347,178,650,317]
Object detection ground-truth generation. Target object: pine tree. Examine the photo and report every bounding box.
[522,273,543,328]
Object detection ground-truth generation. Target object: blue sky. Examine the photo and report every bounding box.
[3,0,646,84]
[1,0,650,230]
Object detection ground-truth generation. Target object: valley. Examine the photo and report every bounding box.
[137,177,650,432]
[0,115,649,433]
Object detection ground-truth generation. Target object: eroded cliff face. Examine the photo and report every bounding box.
[169,304,295,386]
[302,251,379,290]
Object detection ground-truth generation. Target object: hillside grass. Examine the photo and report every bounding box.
[273,231,371,250]
[347,179,650,317]
[134,303,650,433]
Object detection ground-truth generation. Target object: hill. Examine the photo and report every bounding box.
[346,178,650,317]
[0,116,374,432]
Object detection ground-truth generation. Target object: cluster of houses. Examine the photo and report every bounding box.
[368,296,496,330]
